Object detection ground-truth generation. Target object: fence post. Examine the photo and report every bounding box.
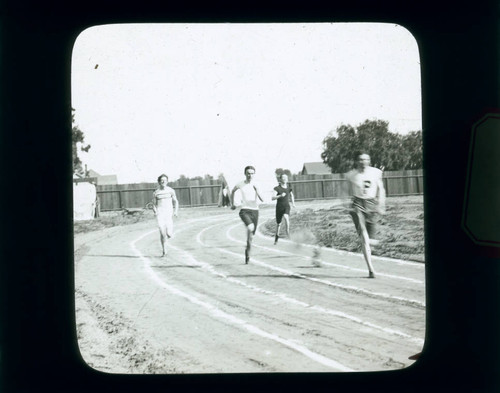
[188,187,192,207]
[118,190,123,209]
[321,180,325,198]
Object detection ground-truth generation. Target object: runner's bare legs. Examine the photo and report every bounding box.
[275,214,290,242]
[246,223,255,263]
[159,230,167,257]
[283,214,290,237]
[350,210,376,278]
[274,222,282,243]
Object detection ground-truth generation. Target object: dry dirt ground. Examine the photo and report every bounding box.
[74,197,425,374]
[261,196,425,262]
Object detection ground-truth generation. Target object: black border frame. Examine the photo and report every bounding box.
[1,1,499,392]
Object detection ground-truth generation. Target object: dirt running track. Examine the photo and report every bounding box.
[74,201,425,374]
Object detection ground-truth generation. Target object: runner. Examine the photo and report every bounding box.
[230,165,264,264]
[345,153,386,278]
[151,174,179,257]
[272,173,296,244]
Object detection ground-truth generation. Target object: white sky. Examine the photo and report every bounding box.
[71,23,421,185]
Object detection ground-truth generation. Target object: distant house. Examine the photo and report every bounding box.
[301,162,331,175]
[86,169,118,185]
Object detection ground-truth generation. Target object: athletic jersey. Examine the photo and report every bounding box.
[153,186,176,211]
[236,181,259,210]
[346,166,383,199]
[274,184,293,208]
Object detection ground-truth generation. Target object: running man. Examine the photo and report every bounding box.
[152,174,179,257]
[345,153,386,278]
[230,165,264,264]
[272,173,296,244]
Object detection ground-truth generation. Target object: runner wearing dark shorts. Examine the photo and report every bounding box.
[346,153,386,278]
[350,197,378,240]
[239,209,259,235]
[272,173,295,244]
[230,166,264,264]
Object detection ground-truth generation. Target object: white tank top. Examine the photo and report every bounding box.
[347,167,383,199]
[154,187,175,211]
[237,181,259,210]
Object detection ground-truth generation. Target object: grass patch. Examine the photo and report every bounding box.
[73,210,154,234]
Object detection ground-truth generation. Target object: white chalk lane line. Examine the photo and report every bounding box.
[130,227,354,372]
[185,222,424,345]
[133,214,424,344]
[207,210,424,282]
[135,213,423,308]
[221,222,425,309]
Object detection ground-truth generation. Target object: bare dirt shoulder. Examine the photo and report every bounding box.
[75,222,182,374]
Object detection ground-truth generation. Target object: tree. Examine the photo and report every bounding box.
[72,108,91,175]
[176,175,189,186]
[321,124,358,172]
[321,119,422,172]
[274,168,292,178]
[356,119,391,169]
[401,131,423,169]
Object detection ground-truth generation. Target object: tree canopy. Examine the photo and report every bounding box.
[274,168,292,178]
[321,119,422,173]
[72,108,91,175]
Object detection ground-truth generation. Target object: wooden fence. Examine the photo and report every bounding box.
[95,169,423,211]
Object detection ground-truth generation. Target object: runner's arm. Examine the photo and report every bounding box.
[344,173,354,210]
[271,187,283,200]
[151,193,157,214]
[253,185,264,202]
[172,190,179,217]
[230,185,239,209]
[377,175,386,215]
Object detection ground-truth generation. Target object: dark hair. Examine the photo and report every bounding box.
[244,165,256,174]
[157,174,168,183]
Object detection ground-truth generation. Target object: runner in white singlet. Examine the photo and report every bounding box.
[230,165,264,264]
[345,153,386,278]
[152,174,179,257]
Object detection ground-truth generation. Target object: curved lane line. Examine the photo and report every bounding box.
[130,229,354,372]
[251,216,424,285]
[189,223,424,346]
[134,214,424,344]
[224,222,425,309]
